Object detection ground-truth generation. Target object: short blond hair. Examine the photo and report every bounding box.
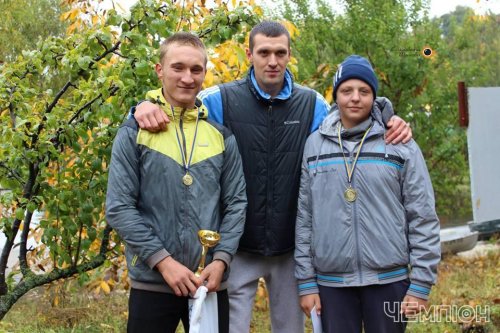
[159,32,207,66]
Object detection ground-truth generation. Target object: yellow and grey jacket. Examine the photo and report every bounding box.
[106,88,247,294]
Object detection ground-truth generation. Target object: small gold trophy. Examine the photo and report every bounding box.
[195,230,221,276]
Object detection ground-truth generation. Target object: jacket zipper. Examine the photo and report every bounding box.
[349,147,363,283]
[266,103,274,254]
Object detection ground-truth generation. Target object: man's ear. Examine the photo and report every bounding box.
[155,63,162,78]
[245,48,252,63]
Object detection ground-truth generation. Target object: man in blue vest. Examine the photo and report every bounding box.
[132,21,411,333]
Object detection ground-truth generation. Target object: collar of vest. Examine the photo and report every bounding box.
[246,67,294,103]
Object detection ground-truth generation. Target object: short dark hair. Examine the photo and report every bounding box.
[159,32,207,65]
[249,21,290,52]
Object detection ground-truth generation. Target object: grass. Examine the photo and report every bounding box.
[0,244,498,333]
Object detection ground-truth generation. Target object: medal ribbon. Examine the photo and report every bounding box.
[337,122,372,188]
[170,105,201,177]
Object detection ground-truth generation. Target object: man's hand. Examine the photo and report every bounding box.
[198,260,226,293]
[401,295,428,317]
[299,293,321,317]
[135,101,169,132]
[385,115,412,144]
[156,256,202,296]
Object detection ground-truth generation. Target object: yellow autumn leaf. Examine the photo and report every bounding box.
[228,53,238,67]
[69,8,79,21]
[254,6,263,16]
[204,69,214,88]
[214,60,228,73]
[324,86,333,104]
[377,70,388,83]
[221,69,234,83]
[100,280,111,294]
[67,23,77,35]
[281,20,299,39]
[60,11,71,21]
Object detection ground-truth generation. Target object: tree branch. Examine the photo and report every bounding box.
[68,85,119,125]
[0,162,25,186]
[0,157,41,294]
[112,50,126,58]
[29,81,77,151]
[0,224,112,320]
[8,101,16,128]
[0,217,21,295]
[19,181,40,277]
[91,41,121,66]
[45,81,76,116]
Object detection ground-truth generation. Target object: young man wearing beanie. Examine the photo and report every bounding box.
[295,55,441,333]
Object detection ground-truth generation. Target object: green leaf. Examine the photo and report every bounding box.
[15,208,25,220]
[77,56,93,70]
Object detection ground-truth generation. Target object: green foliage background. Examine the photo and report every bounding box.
[0,0,67,63]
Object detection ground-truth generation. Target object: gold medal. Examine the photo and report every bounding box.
[182,173,193,186]
[344,187,357,202]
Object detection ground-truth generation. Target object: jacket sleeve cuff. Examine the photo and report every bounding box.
[297,278,319,296]
[213,251,232,270]
[128,100,147,119]
[146,248,170,269]
[407,280,433,300]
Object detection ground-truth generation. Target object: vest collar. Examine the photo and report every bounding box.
[247,67,293,103]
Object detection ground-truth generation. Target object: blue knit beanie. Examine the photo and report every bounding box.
[333,55,378,101]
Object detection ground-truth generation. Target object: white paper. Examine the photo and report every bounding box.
[311,305,323,333]
[188,286,218,333]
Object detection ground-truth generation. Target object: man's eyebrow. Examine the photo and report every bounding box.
[169,62,185,67]
[257,47,287,52]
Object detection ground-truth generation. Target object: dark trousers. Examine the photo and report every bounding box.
[127,288,229,333]
[319,279,409,333]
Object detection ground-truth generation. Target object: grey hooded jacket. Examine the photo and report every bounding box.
[295,105,440,300]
